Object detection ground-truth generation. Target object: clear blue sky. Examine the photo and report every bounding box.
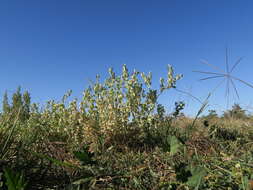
[1,0,253,115]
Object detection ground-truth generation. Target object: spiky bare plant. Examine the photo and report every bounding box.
[193,48,253,107]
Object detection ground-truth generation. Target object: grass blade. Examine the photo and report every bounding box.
[200,59,225,73]
[230,57,243,73]
[199,75,224,81]
[231,75,253,89]
[230,78,240,99]
[193,70,225,76]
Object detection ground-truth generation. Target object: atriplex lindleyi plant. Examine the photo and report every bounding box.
[80,64,182,149]
[19,64,182,154]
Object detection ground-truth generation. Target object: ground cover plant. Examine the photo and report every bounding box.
[1,65,253,189]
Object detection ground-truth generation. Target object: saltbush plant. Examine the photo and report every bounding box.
[80,64,182,152]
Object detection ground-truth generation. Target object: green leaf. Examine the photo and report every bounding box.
[169,136,183,156]
[73,145,95,165]
[186,167,206,190]
[241,176,249,190]
[4,168,16,190]
[3,168,27,190]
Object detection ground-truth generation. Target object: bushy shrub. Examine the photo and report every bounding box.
[80,64,182,152]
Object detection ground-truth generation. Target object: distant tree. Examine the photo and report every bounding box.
[12,86,23,114]
[22,90,31,120]
[2,86,31,121]
[2,91,10,114]
[207,109,218,118]
[223,103,247,119]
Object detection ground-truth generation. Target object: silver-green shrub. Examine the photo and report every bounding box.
[80,64,182,151]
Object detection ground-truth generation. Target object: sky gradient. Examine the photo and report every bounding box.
[1,0,253,115]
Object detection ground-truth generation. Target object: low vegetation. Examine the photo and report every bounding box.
[1,65,253,190]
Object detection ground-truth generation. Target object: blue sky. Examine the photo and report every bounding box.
[1,0,253,115]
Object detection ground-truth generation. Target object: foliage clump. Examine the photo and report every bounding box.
[223,103,248,119]
[80,64,182,151]
[2,86,31,121]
